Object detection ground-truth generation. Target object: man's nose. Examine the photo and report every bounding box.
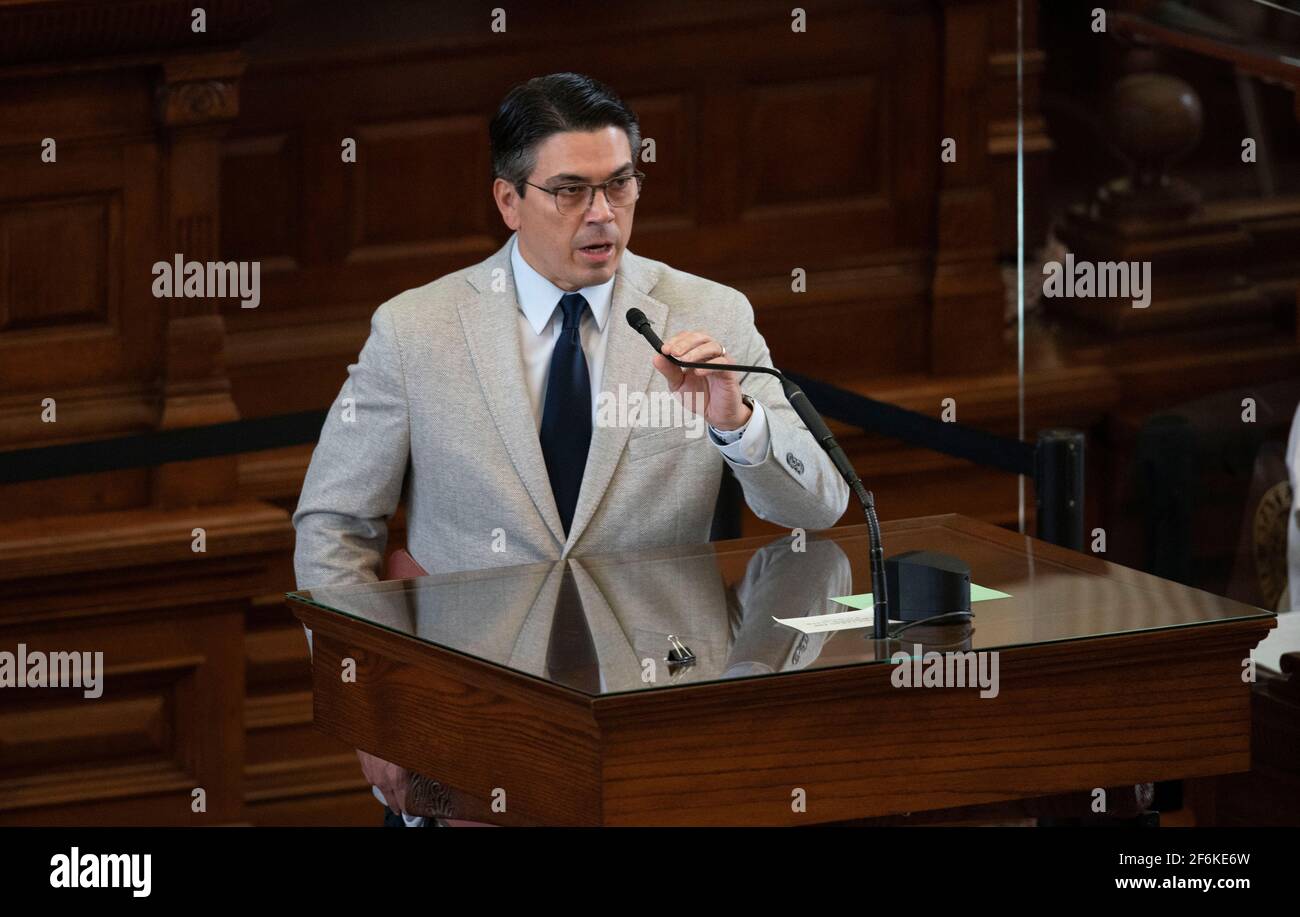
[585,187,616,221]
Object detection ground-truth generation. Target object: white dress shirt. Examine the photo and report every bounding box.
[383,240,771,825]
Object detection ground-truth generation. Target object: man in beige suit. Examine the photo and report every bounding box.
[292,72,849,825]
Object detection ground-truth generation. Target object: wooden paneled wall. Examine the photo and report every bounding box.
[0,0,291,826]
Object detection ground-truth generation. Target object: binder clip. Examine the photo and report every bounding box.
[666,634,696,667]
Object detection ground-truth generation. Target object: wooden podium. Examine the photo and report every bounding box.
[287,514,1275,826]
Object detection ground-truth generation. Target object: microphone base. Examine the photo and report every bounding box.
[884,550,972,623]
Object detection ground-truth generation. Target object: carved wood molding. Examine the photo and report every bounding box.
[0,499,291,597]
[0,0,272,66]
[158,76,239,126]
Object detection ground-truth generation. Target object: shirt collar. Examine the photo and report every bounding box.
[510,234,614,336]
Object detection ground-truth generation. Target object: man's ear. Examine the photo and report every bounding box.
[492,178,521,231]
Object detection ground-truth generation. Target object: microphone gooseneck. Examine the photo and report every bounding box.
[625,307,891,636]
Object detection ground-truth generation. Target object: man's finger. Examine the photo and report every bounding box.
[662,332,710,358]
[652,352,684,388]
[676,340,725,366]
[688,354,735,377]
[384,780,405,816]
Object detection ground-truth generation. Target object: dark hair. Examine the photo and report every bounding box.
[489,72,641,196]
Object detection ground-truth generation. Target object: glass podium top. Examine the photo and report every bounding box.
[286,517,1274,697]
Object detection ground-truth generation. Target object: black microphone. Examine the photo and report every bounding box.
[627,307,668,354]
[625,307,891,637]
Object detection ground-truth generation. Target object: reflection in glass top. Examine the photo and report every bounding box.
[287,521,1274,697]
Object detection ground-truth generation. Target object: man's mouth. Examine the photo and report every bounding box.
[577,242,615,262]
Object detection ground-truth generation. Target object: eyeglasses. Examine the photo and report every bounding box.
[524,171,645,215]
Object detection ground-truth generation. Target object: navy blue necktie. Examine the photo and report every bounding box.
[539,292,591,535]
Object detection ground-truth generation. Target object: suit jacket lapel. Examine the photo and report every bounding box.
[459,236,566,546]
[565,251,667,551]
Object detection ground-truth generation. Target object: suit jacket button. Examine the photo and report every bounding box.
[785,451,805,475]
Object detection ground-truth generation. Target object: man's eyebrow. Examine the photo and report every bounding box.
[543,163,635,184]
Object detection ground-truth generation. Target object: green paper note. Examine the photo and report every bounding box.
[831,583,1010,610]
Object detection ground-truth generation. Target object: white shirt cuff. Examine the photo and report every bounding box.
[708,399,770,466]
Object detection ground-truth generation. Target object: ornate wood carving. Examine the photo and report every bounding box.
[0,0,271,66]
